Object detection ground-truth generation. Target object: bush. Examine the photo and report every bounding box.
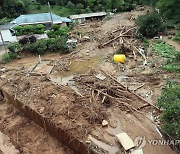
[51,24,60,31]
[23,37,70,54]
[158,80,180,140]
[14,24,45,36]
[26,39,48,54]
[8,43,21,52]
[2,53,11,63]
[8,52,17,59]
[136,13,165,38]
[47,26,70,38]
[47,31,55,38]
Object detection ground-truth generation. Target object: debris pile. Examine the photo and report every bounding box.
[97,26,146,60]
[74,71,158,116]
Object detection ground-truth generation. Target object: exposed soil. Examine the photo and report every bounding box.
[0,100,74,154]
[0,6,179,154]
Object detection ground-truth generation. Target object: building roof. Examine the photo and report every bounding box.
[0,24,15,30]
[10,13,71,25]
[69,12,107,20]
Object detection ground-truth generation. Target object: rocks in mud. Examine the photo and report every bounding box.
[39,107,45,114]
[102,120,108,127]
[0,68,6,73]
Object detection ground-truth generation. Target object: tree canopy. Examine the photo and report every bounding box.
[0,0,29,19]
[0,0,179,22]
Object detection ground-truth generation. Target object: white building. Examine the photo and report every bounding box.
[69,12,107,24]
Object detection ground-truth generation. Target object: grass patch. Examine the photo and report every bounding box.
[153,42,180,72]
[153,42,175,58]
[158,80,180,140]
[173,31,180,43]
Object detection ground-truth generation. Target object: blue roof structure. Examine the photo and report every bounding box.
[11,13,71,25]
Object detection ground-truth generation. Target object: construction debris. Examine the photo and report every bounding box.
[131,149,144,154]
[116,132,135,150]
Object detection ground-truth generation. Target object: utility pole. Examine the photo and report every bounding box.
[48,2,53,25]
[0,31,7,53]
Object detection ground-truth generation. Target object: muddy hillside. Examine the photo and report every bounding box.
[0,6,179,154]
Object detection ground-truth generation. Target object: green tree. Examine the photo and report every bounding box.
[136,13,165,38]
[157,0,180,21]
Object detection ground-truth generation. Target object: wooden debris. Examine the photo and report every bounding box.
[116,132,135,150]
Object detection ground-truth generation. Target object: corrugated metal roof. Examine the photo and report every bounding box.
[70,12,107,20]
[10,13,71,25]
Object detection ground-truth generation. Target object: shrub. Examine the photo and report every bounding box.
[47,31,55,38]
[8,43,21,52]
[51,24,60,31]
[47,26,70,38]
[23,36,70,54]
[2,53,11,63]
[136,13,165,38]
[47,39,59,52]
[8,52,17,59]
[14,24,45,36]
[33,40,48,54]
[158,80,180,139]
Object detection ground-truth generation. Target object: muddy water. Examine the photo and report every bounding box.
[50,55,102,85]
[163,36,180,51]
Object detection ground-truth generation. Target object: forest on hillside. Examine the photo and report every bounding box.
[0,0,179,23]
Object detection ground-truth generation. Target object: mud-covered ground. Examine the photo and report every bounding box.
[0,100,74,154]
[0,6,179,154]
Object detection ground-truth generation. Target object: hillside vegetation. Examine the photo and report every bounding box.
[0,0,179,22]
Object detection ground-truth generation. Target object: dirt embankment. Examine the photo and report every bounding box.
[0,99,74,154]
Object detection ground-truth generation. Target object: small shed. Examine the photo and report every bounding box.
[11,13,72,28]
[69,12,107,24]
